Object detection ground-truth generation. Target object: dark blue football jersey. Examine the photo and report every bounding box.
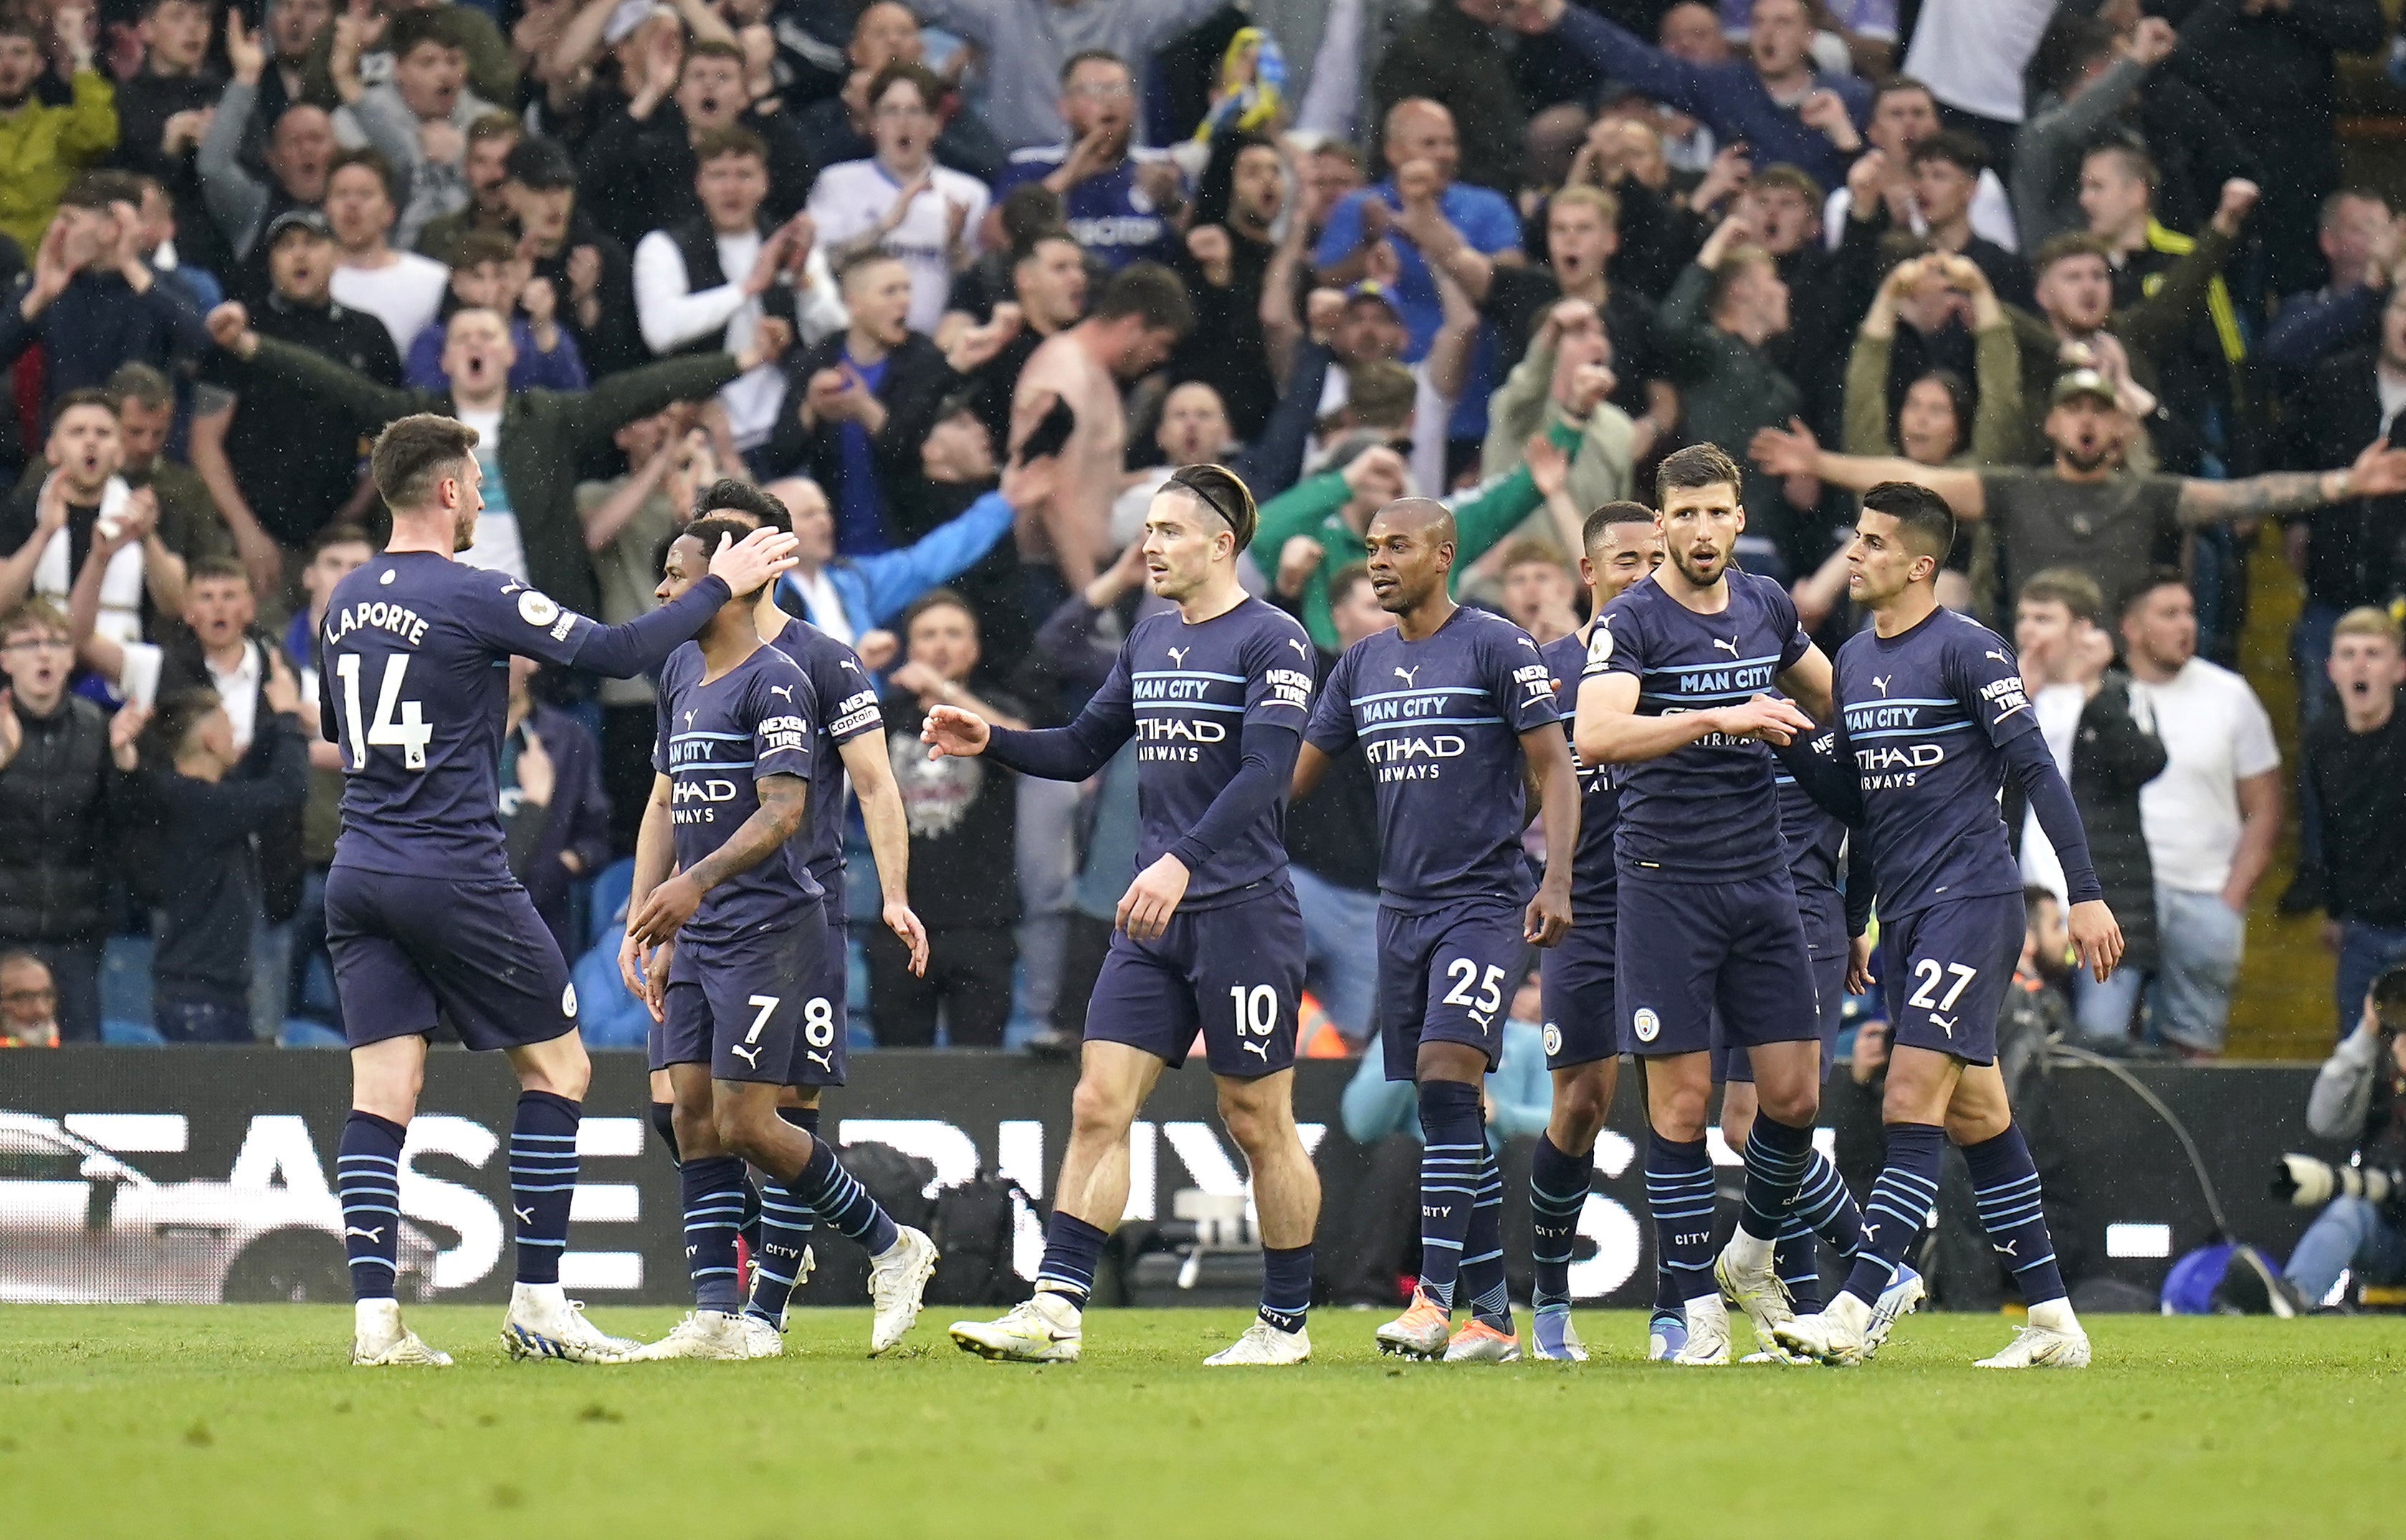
[1587,570,1811,882]
[319,554,608,876]
[1833,606,2033,917]
[1074,597,1316,907]
[768,616,884,891]
[1542,628,1618,920]
[653,641,822,939]
[1777,769,1845,899]
[1307,605,1560,910]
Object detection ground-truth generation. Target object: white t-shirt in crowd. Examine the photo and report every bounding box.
[2018,679,2087,904]
[1901,0,2056,123]
[2130,657,2280,895]
[330,249,453,353]
[808,158,990,335]
[1308,360,1452,499]
[452,405,528,583]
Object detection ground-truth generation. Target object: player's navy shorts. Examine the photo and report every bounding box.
[325,866,576,1052]
[652,917,818,1084]
[1715,884,1846,1084]
[1878,891,2024,1066]
[1084,880,1303,1077]
[1377,896,1527,1082]
[1539,919,1617,1071]
[785,881,849,1088]
[1615,866,1818,1058]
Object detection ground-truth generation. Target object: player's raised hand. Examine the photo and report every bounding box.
[2068,898,2124,982]
[1749,416,1820,479]
[884,899,930,975]
[1712,694,1817,746]
[1115,853,1190,942]
[627,872,702,947]
[704,526,798,596]
[920,702,990,758]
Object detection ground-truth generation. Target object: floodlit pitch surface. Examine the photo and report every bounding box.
[6,1306,2402,1538]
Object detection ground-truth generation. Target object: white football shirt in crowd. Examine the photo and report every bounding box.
[808,158,990,335]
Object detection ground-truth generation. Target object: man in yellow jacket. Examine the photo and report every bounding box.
[0,11,117,257]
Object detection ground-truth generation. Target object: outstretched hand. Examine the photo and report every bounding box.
[704,526,799,595]
[920,702,990,759]
[1749,416,1820,479]
[1713,694,1817,747]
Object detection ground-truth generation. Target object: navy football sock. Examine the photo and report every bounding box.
[743,1107,822,1325]
[793,1134,899,1256]
[337,1110,406,1302]
[1791,1145,1865,1261]
[680,1154,748,1312]
[647,1101,679,1165]
[1259,1245,1312,1334]
[739,1173,763,1258]
[1646,1131,1717,1304]
[1839,1122,1943,1307]
[1413,1079,1484,1311]
[1737,1112,1815,1241]
[1652,1261,1683,1317]
[1775,1220,1822,1314]
[1034,1211,1110,1309]
[509,1091,580,1286]
[1459,1146,1511,1329]
[1963,1122,2068,1306]
[1528,1133,1593,1313]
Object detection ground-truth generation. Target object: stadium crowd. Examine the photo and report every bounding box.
[0,0,2403,1072]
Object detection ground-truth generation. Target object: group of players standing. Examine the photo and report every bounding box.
[318,408,2115,1372]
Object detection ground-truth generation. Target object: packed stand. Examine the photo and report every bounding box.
[1,0,2403,1061]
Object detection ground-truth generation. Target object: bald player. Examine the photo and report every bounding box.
[1296,497,1577,1363]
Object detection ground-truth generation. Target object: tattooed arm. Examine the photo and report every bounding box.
[624,774,810,946]
[2176,439,2406,527]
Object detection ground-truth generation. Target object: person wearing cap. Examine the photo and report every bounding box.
[1750,364,2406,611]
[500,135,643,378]
[189,206,404,578]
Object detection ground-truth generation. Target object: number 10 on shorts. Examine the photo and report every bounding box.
[1230,985,1278,1054]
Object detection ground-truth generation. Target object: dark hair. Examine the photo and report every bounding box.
[1909,130,1987,179]
[1654,442,1742,506]
[188,555,251,588]
[2372,965,2406,1025]
[679,514,767,598]
[1059,47,1127,86]
[836,247,908,288]
[48,387,118,434]
[1872,75,1935,110]
[692,124,768,168]
[2083,141,2158,196]
[684,37,747,69]
[1160,462,1258,554]
[371,413,481,513]
[1093,261,1193,338]
[310,520,376,558]
[694,478,790,532]
[868,60,947,116]
[60,169,145,211]
[1582,500,1657,552]
[1704,242,1774,318]
[147,687,225,765]
[388,9,456,59]
[1861,479,1956,565]
[2023,884,2060,929]
[2019,567,2104,628]
[1904,367,1973,456]
[503,136,578,191]
[899,585,976,639]
[328,145,398,205]
[0,14,42,44]
[999,183,1067,252]
[2026,12,2117,99]
[451,228,517,269]
[1326,560,1374,609]
[105,363,173,411]
[1750,163,1823,205]
[2116,566,2189,621]
[2033,230,2112,279]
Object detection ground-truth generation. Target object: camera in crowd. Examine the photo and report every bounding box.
[2272,1154,2402,1213]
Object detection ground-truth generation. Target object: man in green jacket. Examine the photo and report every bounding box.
[201,300,789,617]
[0,11,117,255]
[1254,415,1583,650]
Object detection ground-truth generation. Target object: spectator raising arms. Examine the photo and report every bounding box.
[0,9,117,259]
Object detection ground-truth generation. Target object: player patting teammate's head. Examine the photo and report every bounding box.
[1144,463,1256,601]
[1362,497,1456,614]
[1846,479,1957,609]
[1652,443,1744,588]
[660,513,777,606]
[1580,500,1664,602]
[371,413,484,551]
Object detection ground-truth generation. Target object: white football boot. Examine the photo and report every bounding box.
[352,1300,452,1367]
[501,1282,641,1363]
[1204,1320,1312,1366]
[624,1310,753,1361]
[1714,1236,1798,1359]
[1670,1295,1733,1366]
[1975,1302,2091,1369]
[1863,1263,1927,1358]
[867,1226,938,1354]
[950,1291,1082,1362]
[1773,1290,1872,1366]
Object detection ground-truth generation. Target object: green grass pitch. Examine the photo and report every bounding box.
[6,1306,2405,1539]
